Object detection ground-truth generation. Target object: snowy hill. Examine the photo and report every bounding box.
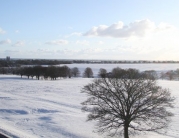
[0,75,178,138]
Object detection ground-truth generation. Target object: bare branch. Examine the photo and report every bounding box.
[81,76,175,138]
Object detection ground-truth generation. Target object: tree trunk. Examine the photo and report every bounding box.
[124,125,129,138]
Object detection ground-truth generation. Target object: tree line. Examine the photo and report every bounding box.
[1,58,179,68]
[15,66,81,80]
[1,65,179,81]
[73,60,179,64]
[0,59,72,67]
[98,67,157,80]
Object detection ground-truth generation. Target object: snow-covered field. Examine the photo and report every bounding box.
[0,75,179,138]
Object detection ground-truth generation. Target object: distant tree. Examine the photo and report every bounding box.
[33,66,43,80]
[98,68,107,78]
[111,67,125,78]
[175,69,179,80]
[30,67,36,79]
[142,70,157,80]
[24,67,32,79]
[11,68,17,75]
[71,67,80,77]
[17,67,25,78]
[81,77,175,138]
[0,67,7,74]
[59,66,70,78]
[124,68,141,79]
[166,70,175,80]
[83,67,93,78]
[46,66,58,80]
[67,67,72,78]
[111,68,142,79]
[111,68,157,80]
[160,72,166,80]
[38,67,47,80]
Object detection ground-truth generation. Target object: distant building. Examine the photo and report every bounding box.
[6,56,10,61]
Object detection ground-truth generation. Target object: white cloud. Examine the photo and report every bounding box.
[65,32,82,38]
[36,49,56,53]
[82,48,104,53]
[0,28,6,34]
[76,40,89,46]
[70,32,82,36]
[84,19,175,38]
[0,39,11,45]
[12,41,24,46]
[45,39,68,45]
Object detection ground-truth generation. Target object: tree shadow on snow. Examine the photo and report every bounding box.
[0,109,28,115]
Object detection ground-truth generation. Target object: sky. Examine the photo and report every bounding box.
[1,0,179,60]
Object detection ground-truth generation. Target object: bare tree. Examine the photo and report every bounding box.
[111,67,125,78]
[58,65,69,78]
[83,67,93,78]
[81,78,174,138]
[142,70,158,80]
[98,68,107,78]
[24,67,32,79]
[71,67,80,77]
[175,68,179,80]
[160,72,166,80]
[166,70,175,80]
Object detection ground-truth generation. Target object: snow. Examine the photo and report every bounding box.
[0,74,178,138]
[0,75,100,138]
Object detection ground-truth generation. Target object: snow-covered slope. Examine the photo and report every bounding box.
[0,75,178,138]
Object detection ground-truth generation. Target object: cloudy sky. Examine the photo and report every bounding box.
[1,0,179,60]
